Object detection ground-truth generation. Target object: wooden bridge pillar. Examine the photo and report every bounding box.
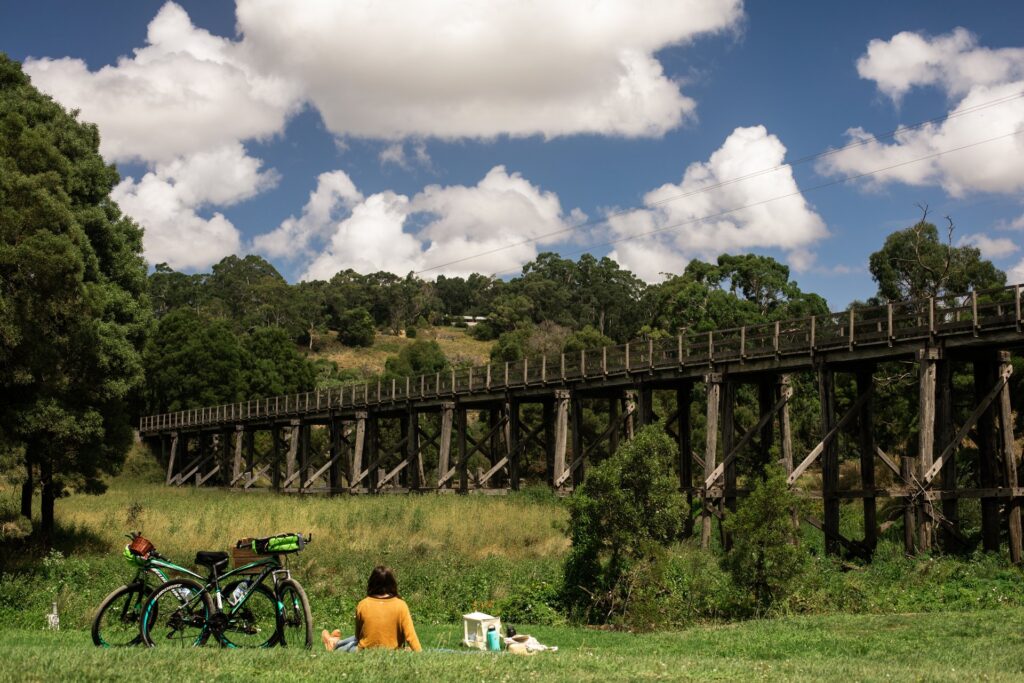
[998,351,1023,564]
[779,376,797,537]
[407,409,421,491]
[918,348,939,551]
[488,407,505,488]
[552,389,570,489]
[165,432,179,486]
[818,366,840,556]
[285,421,300,488]
[350,412,367,492]
[677,383,694,538]
[701,373,721,549]
[624,391,637,440]
[366,413,380,493]
[636,386,655,428]
[457,405,468,494]
[856,368,878,553]
[231,426,244,486]
[437,403,454,489]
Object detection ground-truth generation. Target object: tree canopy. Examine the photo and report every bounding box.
[0,55,150,542]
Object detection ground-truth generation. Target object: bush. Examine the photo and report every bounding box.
[721,466,806,611]
[337,308,376,347]
[562,425,686,625]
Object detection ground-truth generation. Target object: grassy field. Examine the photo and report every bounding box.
[5,451,1024,680]
[314,326,492,375]
[4,609,1024,681]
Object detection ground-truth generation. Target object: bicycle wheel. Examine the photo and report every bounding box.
[218,580,280,648]
[92,583,150,647]
[140,578,213,648]
[276,578,313,648]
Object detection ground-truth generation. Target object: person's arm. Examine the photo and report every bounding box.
[399,602,421,652]
[355,604,364,644]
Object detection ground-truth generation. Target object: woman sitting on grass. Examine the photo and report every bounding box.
[322,565,422,652]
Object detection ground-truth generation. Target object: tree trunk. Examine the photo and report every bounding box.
[20,454,32,520]
[40,459,55,548]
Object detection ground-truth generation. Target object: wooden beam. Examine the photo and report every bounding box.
[922,364,1009,485]
[857,368,877,553]
[705,390,790,488]
[999,352,1022,564]
[788,385,871,485]
[701,374,721,550]
[819,366,840,556]
[552,390,570,488]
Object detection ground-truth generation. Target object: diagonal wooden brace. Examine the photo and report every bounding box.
[555,408,630,487]
[303,451,347,489]
[243,464,271,489]
[706,392,790,488]
[437,414,509,488]
[378,458,409,487]
[922,365,1010,485]
[788,387,872,486]
[477,456,509,486]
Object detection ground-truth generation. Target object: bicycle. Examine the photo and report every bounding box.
[139,533,314,649]
[91,533,206,647]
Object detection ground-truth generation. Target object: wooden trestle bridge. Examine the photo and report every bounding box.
[140,285,1024,561]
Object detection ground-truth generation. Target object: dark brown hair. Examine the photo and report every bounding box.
[366,565,399,597]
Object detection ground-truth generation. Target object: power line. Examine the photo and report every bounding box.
[489,127,1024,277]
[412,90,1024,276]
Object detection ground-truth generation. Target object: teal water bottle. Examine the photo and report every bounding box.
[486,625,500,651]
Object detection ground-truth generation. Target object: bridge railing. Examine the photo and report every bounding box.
[139,284,1023,433]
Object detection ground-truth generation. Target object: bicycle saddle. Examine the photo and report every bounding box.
[195,551,229,571]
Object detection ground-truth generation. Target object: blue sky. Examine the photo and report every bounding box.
[3,1,1024,307]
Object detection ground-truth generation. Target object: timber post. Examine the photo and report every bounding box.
[818,365,840,556]
[918,347,939,551]
[701,373,721,549]
[508,399,521,491]
[437,403,454,489]
[552,389,570,489]
[998,351,1023,563]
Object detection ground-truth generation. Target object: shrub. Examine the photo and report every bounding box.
[337,308,376,347]
[721,466,806,611]
[562,425,686,625]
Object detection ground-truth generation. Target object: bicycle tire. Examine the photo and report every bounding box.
[276,578,313,648]
[218,580,280,648]
[140,578,213,648]
[91,582,150,647]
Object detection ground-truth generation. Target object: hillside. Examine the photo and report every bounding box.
[312,325,493,376]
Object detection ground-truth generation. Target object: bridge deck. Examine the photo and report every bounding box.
[140,285,1024,434]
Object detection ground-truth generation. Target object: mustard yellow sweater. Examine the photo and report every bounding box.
[355,596,422,651]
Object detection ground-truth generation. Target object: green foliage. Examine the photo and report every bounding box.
[337,307,376,347]
[721,467,806,610]
[384,340,449,378]
[143,308,246,412]
[870,218,1005,301]
[563,425,686,624]
[242,326,316,397]
[0,54,150,541]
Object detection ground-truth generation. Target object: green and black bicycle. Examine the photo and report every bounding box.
[140,533,314,649]
[91,533,206,647]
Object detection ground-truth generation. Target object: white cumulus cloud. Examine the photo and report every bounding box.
[235,0,743,140]
[818,29,1024,197]
[607,126,827,281]
[254,166,583,280]
[24,2,302,164]
[958,233,1019,259]
[113,145,278,270]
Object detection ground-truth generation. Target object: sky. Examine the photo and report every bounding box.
[3,1,1024,308]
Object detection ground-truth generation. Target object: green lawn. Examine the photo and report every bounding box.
[4,610,1023,682]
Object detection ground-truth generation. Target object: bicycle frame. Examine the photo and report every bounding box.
[205,555,288,616]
